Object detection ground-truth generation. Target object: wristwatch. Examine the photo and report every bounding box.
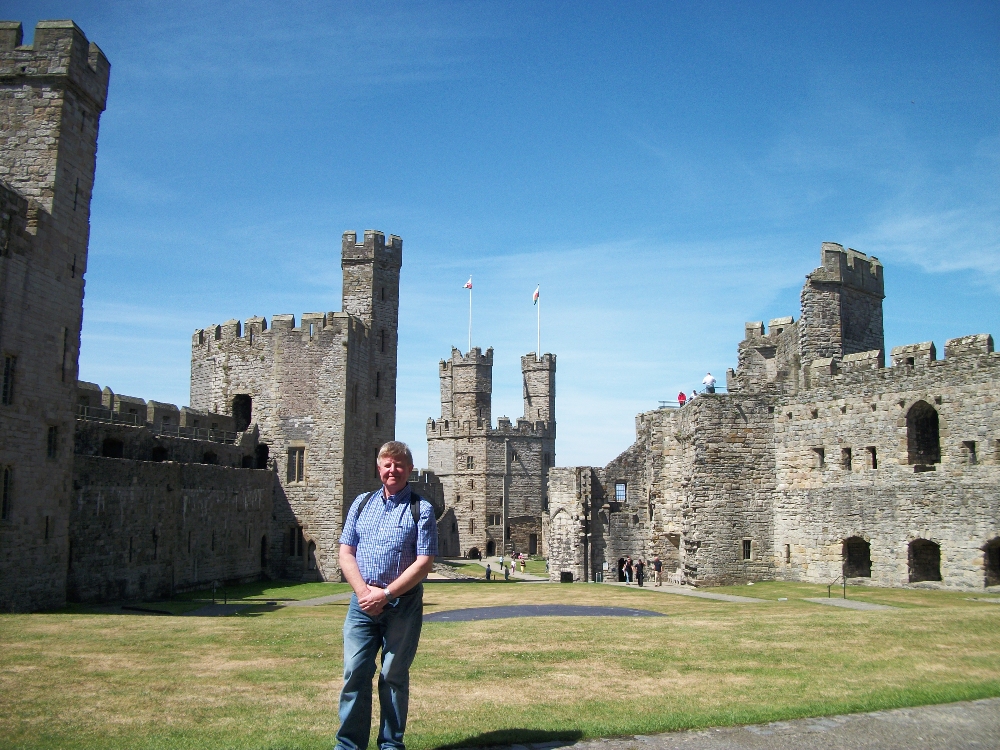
[383,587,393,600]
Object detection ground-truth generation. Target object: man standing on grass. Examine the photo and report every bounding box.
[337,441,438,750]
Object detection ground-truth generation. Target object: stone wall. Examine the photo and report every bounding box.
[0,21,109,611]
[68,457,272,602]
[547,243,1000,591]
[190,231,402,582]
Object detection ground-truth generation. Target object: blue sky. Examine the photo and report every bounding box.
[11,1,999,466]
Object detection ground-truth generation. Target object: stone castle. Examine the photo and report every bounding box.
[547,244,1000,589]
[0,21,444,611]
[427,347,556,558]
[3,20,996,611]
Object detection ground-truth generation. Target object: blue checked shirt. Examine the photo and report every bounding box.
[339,484,438,588]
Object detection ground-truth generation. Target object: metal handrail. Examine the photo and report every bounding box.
[828,574,847,599]
[76,404,143,426]
[76,405,238,445]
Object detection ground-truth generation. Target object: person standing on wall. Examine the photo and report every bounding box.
[336,441,438,750]
[702,372,716,393]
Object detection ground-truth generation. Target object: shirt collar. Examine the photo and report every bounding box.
[380,484,412,505]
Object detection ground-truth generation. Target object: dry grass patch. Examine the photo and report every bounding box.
[1,581,998,750]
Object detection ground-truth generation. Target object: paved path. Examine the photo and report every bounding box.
[286,592,354,607]
[457,698,1000,750]
[803,597,897,611]
[602,581,766,603]
[182,603,253,616]
[424,604,666,622]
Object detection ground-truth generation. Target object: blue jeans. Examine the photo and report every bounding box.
[336,585,423,750]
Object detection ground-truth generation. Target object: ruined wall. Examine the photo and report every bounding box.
[0,21,109,611]
[68,457,272,602]
[546,467,598,582]
[773,336,1000,588]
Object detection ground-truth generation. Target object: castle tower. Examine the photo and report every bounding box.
[0,21,110,611]
[342,230,402,453]
[443,347,494,426]
[799,242,885,371]
[521,353,556,425]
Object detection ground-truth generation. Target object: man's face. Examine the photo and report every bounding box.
[378,454,412,494]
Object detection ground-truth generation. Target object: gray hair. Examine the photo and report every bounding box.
[377,441,413,466]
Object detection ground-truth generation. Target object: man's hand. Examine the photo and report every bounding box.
[358,585,388,615]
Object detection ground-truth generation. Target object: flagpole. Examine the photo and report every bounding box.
[536,287,540,361]
[468,284,472,354]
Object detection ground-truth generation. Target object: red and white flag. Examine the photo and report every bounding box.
[532,286,539,305]
[464,277,473,289]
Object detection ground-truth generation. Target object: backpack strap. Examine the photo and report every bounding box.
[357,490,424,527]
[410,493,424,526]
[355,490,377,518]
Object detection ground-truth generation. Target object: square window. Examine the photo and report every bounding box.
[813,448,825,469]
[866,446,878,470]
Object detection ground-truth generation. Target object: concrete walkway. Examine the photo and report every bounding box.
[458,698,1000,750]
[602,581,767,603]
[804,597,897,611]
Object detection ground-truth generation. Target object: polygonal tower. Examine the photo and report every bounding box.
[0,20,109,611]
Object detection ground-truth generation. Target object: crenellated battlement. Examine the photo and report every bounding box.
[744,316,796,341]
[341,229,402,267]
[191,311,369,349]
[0,21,110,110]
[447,346,494,366]
[806,242,884,297]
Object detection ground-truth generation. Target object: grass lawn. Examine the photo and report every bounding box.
[2,581,999,750]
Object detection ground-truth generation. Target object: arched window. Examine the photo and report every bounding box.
[232,394,252,432]
[908,539,941,583]
[907,401,940,469]
[842,536,871,578]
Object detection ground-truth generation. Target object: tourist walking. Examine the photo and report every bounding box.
[336,441,437,750]
[635,559,645,587]
[624,556,633,584]
[652,556,663,586]
[485,563,491,581]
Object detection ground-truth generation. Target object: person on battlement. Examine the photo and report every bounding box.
[677,391,687,406]
[702,372,717,393]
[336,441,438,750]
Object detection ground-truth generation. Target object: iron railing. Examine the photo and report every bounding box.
[76,405,239,444]
[828,574,847,599]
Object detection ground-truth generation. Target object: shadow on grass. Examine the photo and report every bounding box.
[434,728,583,749]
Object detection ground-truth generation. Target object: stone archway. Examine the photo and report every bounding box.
[908,539,941,583]
[842,536,872,578]
[983,537,1000,587]
[485,540,496,557]
[467,547,481,560]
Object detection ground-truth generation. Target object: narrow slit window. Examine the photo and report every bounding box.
[466,455,474,470]
[1,355,13,405]
[47,426,59,458]
[742,539,752,560]
[813,448,825,469]
[841,447,852,470]
[287,447,305,483]
[1,466,11,520]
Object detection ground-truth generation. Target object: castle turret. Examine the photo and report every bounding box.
[799,242,885,371]
[442,347,493,426]
[342,230,402,443]
[521,352,556,426]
